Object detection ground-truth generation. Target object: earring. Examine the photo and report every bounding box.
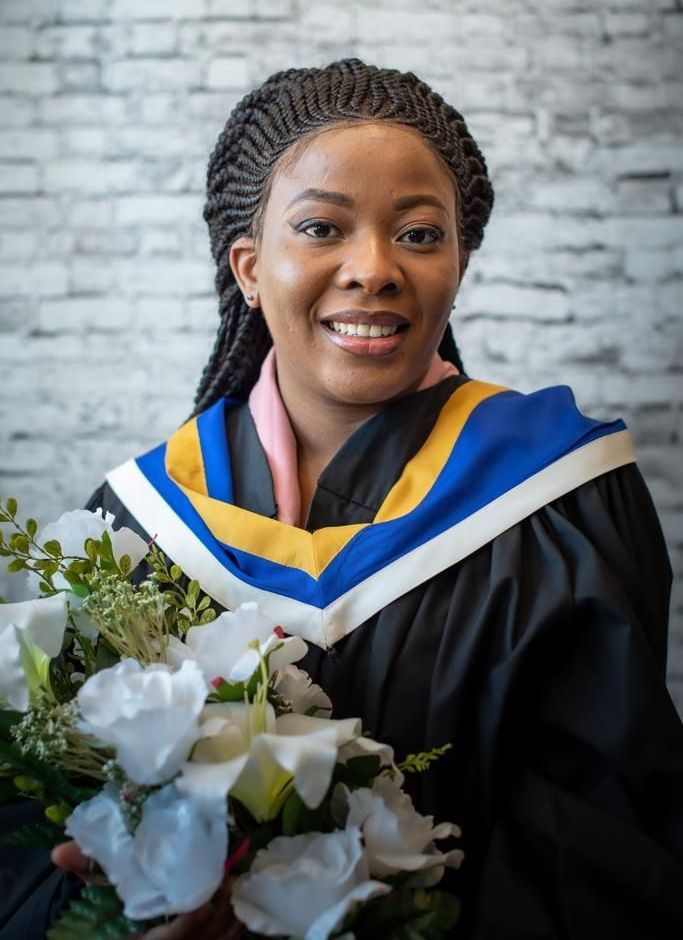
[246,293,255,303]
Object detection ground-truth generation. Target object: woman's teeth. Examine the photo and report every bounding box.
[327,321,399,337]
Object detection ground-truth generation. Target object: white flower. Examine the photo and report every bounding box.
[178,705,360,821]
[0,593,68,710]
[77,658,208,785]
[166,602,307,685]
[26,508,148,595]
[65,782,228,920]
[232,828,390,939]
[338,733,395,769]
[344,776,463,884]
[272,664,332,716]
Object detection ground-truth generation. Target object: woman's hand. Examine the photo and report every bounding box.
[51,840,242,939]
[136,875,241,940]
[51,839,107,885]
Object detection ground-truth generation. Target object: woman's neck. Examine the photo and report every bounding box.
[277,373,381,524]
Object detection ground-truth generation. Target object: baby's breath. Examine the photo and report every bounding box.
[11,698,108,780]
[83,573,168,663]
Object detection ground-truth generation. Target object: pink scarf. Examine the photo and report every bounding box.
[248,349,458,526]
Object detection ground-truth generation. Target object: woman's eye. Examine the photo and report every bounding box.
[297,220,341,238]
[399,227,443,245]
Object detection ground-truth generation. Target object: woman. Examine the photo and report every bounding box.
[5,58,682,939]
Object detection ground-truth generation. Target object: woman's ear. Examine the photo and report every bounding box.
[458,249,470,283]
[230,235,260,307]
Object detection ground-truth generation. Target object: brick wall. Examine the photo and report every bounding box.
[1,0,682,709]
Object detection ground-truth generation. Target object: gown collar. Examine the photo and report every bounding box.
[107,377,636,649]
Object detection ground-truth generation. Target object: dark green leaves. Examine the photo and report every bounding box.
[47,885,143,940]
[351,887,461,939]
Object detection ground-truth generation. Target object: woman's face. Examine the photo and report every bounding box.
[230,122,465,408]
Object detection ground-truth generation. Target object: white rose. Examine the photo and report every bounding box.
[272,664,332,716]
[232,828,390,939]
[65,782,228,919]
[166,602,307,685]
[26,508,148,595]
[77,658,208,785]
[344,776,463,884]
[0,593,68,710]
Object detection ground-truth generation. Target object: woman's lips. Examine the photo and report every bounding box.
[320,321,407,357]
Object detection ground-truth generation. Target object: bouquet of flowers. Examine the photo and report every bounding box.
[0,497,463,939]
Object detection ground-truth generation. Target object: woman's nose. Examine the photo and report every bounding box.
[335,233,404,295]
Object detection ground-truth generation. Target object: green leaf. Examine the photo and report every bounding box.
[0,819,64,849]
[337,754,382,789]
[85,538,99,563]
[99,531,114,563]
[197,595,211,612]
[170,564,182,581]
[212,678,248,702]
[26,518,38,538]
[186,579,200,606]
[5,498,17,517]
[119,554,131,576]
[64,574,90,598]
[199,607,216,624]
[68,560,91,576]
[281,789,303,836]
[9,533,29,553]
[352,887,461,939]
[95,641,119,672]
[47,885,143,940]
[43,539,63,557]
[0,738,98,806]
[7,558,26,573]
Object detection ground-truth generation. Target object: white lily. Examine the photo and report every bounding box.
[165,602,307,685]
[77,658,208,785]
[344,775,464,884]
[178,702,360,821]
[65,782,228,919]
[232,827,390,940]
[0,593,68,710]
[26,508,148,595]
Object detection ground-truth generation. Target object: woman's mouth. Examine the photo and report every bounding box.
[320,318,410,357]
[326,320,403,337]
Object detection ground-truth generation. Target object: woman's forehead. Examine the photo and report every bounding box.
[269,122,456,206]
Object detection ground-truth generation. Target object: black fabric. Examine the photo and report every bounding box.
[3,379,682,939]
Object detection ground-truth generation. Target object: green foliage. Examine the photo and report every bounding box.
[280,789,329,837]
[351,887,460,939]
[398,743,452,774]
[147,543,217,632]
[334,754,382,789]
[0,818,64,849]
[0,733,97,807]
[47,885,143,940]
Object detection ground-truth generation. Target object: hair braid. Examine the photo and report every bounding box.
[193,57,493,415]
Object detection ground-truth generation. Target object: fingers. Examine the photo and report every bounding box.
[51,840,109,885]
[51,840,89,875]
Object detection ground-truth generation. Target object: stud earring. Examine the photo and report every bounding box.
[246,293,255,302]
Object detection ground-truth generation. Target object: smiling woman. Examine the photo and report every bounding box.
[4,57,683,940]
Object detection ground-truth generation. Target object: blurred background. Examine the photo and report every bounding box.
[0,0,681,708]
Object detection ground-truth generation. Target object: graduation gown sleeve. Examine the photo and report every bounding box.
[461,465,683,939]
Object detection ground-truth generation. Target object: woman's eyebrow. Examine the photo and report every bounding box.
[286,188,448,213]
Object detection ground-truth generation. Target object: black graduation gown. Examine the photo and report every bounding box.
[2,375,682,939]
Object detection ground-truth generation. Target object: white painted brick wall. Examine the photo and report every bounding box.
[1,0,682,711]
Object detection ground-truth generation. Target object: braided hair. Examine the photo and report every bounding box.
[194,58,494,415]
